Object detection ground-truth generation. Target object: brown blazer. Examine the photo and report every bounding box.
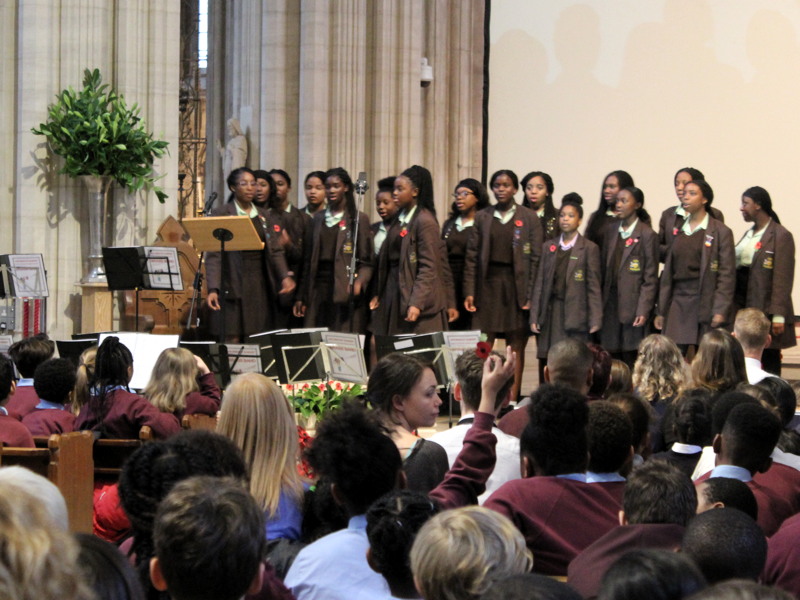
[601,220,659,323]
[204,203,290,299]
[299,211,373,306]
[658,204,725,262]
[658,217,736,324]
[376,208,446,316]
[463,204,543,309]
[530,234,603,333]
[269,204,311,274]
[738,220,796,348]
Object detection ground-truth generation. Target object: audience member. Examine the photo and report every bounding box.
[762,512,800,597]
[485,384,622,576]
[694,477,758,520]
[7,333,54,417]
[149,476,266,600]
[587,343,612,401]
[410,506,532,600]
[690,330,747,395]
[429,350,520,503]
[597,549,706,600]
[72,344,97,413]
[689,580,793,600]
[366,489,439,599]
[605,359,632,396]
[22,358,77,435]
[569,461,696,599]
[0,484,93,600]
[651,391,712,478]
[733,308,774,384]
[0,465,68,528]
[76,533,145,600]
[682,508,767,584]
[0,353,34,447]
[631,334,687,453]
[75,336,181,439]
[608,393,651,467]
[143,348,221,418]
[498,339,593,438]
[586,401,633,485]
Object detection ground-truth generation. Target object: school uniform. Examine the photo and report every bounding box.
[75,388,181,439]
[585,209,617,250]
[536,204,559,242]
[600,219,659,353]
[530,234,602,359]
[205,202,291,339]
[568,523,685,600]
[441,215,477,330]
[658,215,735,346]
[373,207,447,335]
[21,400,76,435]
[0,408,35,447]
[763,513,800,597]
[463,204,542,335]
[270,205,312,328]
[5,380,39,418]
[180,372,222,418]
[658,204,725,262]
[734,220,796,354]
[484,475,622,576]
[299,210,373,333]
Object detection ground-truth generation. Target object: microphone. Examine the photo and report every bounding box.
[355,172,369,195]
[204,192,218,216]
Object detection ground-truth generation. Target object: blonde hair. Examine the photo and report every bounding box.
[632,335,687,403]
[410,506,532,600]
[733,308,771,353]
[143,347,199,413]
[71,345,97,415]
[217,373,304,517]
[0,486,93,600]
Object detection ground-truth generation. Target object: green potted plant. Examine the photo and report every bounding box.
[285,381,364,431]
[32,68,169,283]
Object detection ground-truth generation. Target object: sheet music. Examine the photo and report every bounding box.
[224,344,262,379]
[99,332,179,390]
[144,246,183,291]
[320,332,368,384]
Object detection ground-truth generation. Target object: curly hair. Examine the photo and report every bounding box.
[118,430,248,599]
[632,335,687,403]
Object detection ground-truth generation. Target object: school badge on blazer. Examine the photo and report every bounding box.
[710,260,719,272]
[628,259,641,272]
[409,251,417,264]
[574,269,585,282]
[523,242,531,255]
[763,255,774,270]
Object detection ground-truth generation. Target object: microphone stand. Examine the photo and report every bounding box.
[347,173,368,333]
[184,192,218,334]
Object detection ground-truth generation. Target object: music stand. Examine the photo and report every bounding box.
[102,247,182,332]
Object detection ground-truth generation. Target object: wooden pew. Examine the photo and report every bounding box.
[0,431,94,534]
[93,426,153,479]
[182,413,217,431]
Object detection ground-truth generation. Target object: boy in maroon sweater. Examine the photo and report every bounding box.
[6,334,54,418]
[0,354,34,447]
[22,358,77,436]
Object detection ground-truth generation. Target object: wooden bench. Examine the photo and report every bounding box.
[182,413,217,431]
[0,431,94,534]
[93,426,153,478]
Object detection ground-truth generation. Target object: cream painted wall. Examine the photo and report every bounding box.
[489,0,800,307]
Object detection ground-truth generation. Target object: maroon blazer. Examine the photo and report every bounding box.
[0,413,35,447]
[75,388,181,440]
[659,205,726,262]
[299,211,373,307]
[736,220,796,349]
[530,234,603,333]
[601,220,659,323]
[375,208,446,317]
[180,372,222,418]
[568,523,685,600]
[6,384,39,418]
[22,408,76,436]
[484,476,622,576]
[658,217,736,325]
[763,512,800,597]
[463,204,543,310]
[204,203,291,299]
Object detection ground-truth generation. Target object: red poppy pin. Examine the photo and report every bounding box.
[672,227,679,236]
[550,244,557,253]
[273,224,281,232]
[475,341,492,360]
[515,220,523,227]
[339,220,346,229]
[625,237,638,247]
[755,242,762,250]
[400,229,408,238]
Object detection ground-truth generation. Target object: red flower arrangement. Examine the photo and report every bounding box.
[475,341,492,359]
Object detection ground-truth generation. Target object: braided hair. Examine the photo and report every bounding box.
[87,337,133,431]
[118,430,248,600]
[401,165,436,218]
